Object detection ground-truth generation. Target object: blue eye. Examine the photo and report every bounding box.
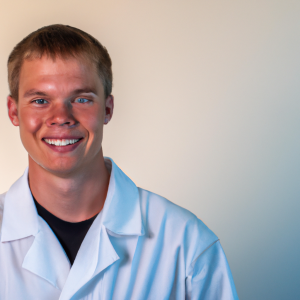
[34,99,48,104]
[75,98,89,103]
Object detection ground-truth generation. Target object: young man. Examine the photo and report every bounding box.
[0,25,239,299]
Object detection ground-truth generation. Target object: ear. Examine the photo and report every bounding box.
[7,96,20,126]
[104,95,114,124]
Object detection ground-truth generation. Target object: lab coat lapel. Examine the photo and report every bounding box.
[1,168,38,242]
[1,168,70,290]
[93,224,120,276]
[93,158,145,279]
[59,158,145,299]
[22,217,70,290]
[59,212,120,300]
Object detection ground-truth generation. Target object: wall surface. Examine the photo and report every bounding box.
[0,1,299,299]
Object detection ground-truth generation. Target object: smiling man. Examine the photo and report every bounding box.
[0,25,239,300]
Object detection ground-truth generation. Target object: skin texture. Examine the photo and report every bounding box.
[7,55,114,222]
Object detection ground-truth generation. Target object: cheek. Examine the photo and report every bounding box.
[77,107,104,136]
[87,115,103,137]
[19,110,44,138]
[81,112,104,151]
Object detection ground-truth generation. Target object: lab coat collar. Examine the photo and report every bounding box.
[1,158,145,243]
[101,157,145,237]
[1,167,38,242]
[60,158,145,299]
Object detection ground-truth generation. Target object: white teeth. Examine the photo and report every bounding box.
[44,139,80,146]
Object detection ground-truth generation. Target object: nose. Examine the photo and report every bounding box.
[46,102,77,127]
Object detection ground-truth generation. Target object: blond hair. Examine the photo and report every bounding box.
[8,24,113,101]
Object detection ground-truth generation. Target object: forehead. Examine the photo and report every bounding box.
[19,55,103,96]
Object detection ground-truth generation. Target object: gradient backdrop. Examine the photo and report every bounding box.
[0,1,299,299]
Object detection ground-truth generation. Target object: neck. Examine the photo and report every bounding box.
[28,152,110,222]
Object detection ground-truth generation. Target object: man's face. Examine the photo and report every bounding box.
[7,55,113,177]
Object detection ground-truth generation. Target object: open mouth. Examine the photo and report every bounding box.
[43,138,83,146]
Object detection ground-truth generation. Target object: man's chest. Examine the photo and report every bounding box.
[0,228,186,300]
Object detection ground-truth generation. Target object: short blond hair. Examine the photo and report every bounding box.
[8,24,113,101]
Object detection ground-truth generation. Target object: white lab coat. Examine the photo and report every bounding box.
[0,158,239,300]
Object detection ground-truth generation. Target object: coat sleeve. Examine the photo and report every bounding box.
[185,240,239,300]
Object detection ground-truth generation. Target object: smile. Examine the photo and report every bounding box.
[43,139,81,146]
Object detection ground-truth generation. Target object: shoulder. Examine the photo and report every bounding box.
[0,192,6,232]
[138,187,197,222]
[138,187,215,231]
[138,188,218,262]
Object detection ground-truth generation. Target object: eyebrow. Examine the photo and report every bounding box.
[23,88,98,98]
[72,88,98,95]
[23,89,48,98]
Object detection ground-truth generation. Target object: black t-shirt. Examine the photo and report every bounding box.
[34,199,98,265]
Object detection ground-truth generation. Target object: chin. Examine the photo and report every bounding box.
[36,158,81,177]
